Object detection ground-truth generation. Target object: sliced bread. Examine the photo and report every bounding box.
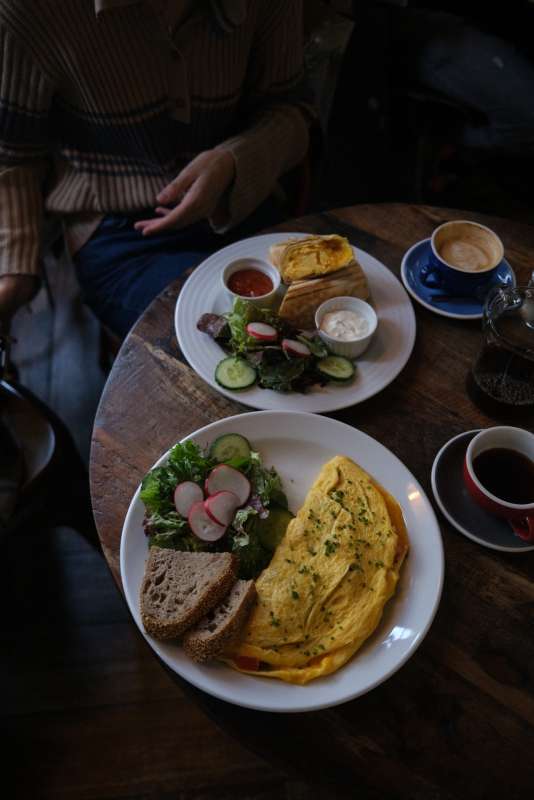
[278,261,369,330]
[140,548,237,640]
[182,579,257,663]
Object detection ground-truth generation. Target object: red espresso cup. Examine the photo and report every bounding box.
[463,426,534,541]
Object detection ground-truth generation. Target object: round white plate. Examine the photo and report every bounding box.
[121,411,444,713]
[175,233,416,413]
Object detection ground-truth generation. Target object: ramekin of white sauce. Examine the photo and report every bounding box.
[315,296,377,358]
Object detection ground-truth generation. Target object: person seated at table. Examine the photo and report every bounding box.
[0,0,313,339]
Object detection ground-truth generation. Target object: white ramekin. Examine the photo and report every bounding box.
[222,257,281,307]
[315,296,378,358]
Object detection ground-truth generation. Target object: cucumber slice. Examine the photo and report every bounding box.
[317,355,355,382]
[215,357,256,390]
[210,433,252,463]
[255,507,294,552]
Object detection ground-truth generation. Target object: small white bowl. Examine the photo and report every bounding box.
[315,296,378,358]
[222,257,281,307]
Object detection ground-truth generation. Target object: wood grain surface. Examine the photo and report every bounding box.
[90,204,534,800]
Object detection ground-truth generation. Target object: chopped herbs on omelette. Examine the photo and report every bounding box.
[226,456,409,684]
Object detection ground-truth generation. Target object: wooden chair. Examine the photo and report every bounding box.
[0,330,100,549]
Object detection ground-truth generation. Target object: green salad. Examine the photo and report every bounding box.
[140,433,293,579]
[197,298,355,393]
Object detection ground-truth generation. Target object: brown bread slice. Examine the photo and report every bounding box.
[182,579,257,663]
[140,548,237,640]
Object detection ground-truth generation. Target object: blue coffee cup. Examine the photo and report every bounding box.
[421,220,504,297]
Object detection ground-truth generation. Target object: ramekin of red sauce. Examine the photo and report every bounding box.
[228,268,273,297]
[222,257,280,307]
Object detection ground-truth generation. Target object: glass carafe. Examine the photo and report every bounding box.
[469,286,534,414]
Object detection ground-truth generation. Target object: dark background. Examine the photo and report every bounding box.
[313,0,534,223]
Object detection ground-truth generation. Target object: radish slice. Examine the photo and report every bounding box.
[246,322,278,341]
[206,465,251,506]
[205,491,240,526]
[174,481,204,517]
[282,338,311,357]
[188,501,227,542]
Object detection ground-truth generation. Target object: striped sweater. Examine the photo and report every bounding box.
[0,0,311,277]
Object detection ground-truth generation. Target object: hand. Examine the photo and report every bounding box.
[134,148,236,236]
[0,274,40,327]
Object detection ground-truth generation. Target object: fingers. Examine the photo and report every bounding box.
[141,202,199,235]
[133,148,234,236]
[134,186,205,236]
[156,167,195,205]
[133,164,198,234]
[133,207,171,232]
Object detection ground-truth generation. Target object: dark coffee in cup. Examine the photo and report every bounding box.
[464,426,534,541]
[473,448,534,505]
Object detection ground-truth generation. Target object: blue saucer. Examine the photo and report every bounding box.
[401,239,516,320]
[431,430,534,552]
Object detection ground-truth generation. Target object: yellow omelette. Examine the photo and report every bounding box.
[270,235,355,283]
[226,456,409,684]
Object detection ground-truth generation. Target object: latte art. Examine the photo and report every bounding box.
[438,239,493,272]
[433,220,503,274]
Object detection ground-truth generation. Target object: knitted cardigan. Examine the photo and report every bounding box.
[0,0,311,276]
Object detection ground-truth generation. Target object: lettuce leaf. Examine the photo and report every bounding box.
[229,524,271,579]
[167,440,214,483]
[140,441,213,516]
[144,510,208,552]
[248,451,288,508]
[298,333,329,358]
[140,466,178,515]
[232,506,258,539]
[257,357,308,393]
[149,531,207,552]
[225,298,280,355]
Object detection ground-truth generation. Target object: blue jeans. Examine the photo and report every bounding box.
[73,200,283,339]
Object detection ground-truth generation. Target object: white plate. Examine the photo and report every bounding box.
[121,411,444,713]
[175,233,416,413]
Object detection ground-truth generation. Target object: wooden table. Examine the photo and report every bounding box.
[90,204,534,800]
